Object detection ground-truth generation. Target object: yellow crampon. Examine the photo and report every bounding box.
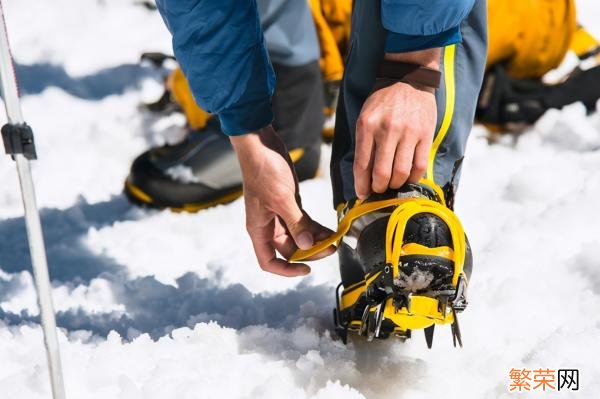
[292,179,468,346]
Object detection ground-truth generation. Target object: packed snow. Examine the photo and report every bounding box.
[1,0,600,398]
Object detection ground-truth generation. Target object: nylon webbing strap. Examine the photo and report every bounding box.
[376,60,441,90]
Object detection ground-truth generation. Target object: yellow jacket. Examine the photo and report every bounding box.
[487,0,577,78]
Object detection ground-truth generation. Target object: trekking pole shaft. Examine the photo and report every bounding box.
[0,2,66,398]
[15,155,66,399]
[0,2,21,124]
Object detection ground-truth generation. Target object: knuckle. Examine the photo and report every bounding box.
[391,165,410,187]
[418,138,433,152]
[383,115,399,132]
[388,181,401,189]
[393,170,409,185]
[393,165,409,180]
[354,158,369,172]
[286,219,301,234]
[379,117,391,132]
[372,183,385,193]
[413,159,427,174]
[356,116,368,132]
[372,166,390,182]
[358,114,377,132]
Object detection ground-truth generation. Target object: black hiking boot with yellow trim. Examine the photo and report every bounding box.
[291,179,472,347]
[125,60,325,212]
[125,118,321,212]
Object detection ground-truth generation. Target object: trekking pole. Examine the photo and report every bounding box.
[0,2,66,398]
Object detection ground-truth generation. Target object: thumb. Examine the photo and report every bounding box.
[276,196,315,250]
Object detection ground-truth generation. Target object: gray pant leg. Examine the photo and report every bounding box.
[330,0,488,207]
[257,0,320,66]
[330,0,385,207]
[257,0,324,174]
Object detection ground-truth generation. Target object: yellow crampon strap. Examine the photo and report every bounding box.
[375,196,467,331]
[290,178,454,268]
[383,196,467,330]
[290,196,407,261]
[385,197,465,287]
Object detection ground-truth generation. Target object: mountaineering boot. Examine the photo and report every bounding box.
[124,118,321,211]
[125,60,325,211]
[292,180,472,347]
[476,63,600,130]
[480,5,600,131]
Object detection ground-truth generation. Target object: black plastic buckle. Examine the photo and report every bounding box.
[1,123,37,160]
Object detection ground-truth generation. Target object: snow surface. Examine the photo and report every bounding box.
[1,0,600,398]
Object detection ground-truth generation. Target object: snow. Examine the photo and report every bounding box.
[1,0,600,397]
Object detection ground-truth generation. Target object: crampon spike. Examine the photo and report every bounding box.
[424,325,435,349]
[365,305,379,342]
[333,283,349,344]
[333,308,348,344]
[373,302,384,338]
[359,305,370,336]
[451,309,463,348]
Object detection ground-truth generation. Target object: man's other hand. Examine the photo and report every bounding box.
[354,48,441,199]
[230,126,335,277]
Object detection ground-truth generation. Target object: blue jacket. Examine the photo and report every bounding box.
[155,0,475,136]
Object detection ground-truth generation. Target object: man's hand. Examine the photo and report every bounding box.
[354,48,441,199]
[230,126,335,277]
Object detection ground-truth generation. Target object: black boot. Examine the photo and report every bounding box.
[125,60,325,211]
[477,63,600,129]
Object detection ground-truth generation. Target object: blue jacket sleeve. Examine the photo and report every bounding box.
[382,0,475,53]
[155,0,275,135]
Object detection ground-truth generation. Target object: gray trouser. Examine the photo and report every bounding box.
[331,0,488,207]
[257,0,320,67]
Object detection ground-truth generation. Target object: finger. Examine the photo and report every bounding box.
[273,196,317,251]
[312,223,335,241]
[371,136,396,193]
[389,137,416,189]
[407,139,430,183]
[354,121,375,199]
[273,231,336,261]
[305,218,337,259]
[250,233,311,277]
[302,214,335,240]
[262,258,312,277]
[274,216,335,258]
[273,229,298,259]
[272,217,336,265]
